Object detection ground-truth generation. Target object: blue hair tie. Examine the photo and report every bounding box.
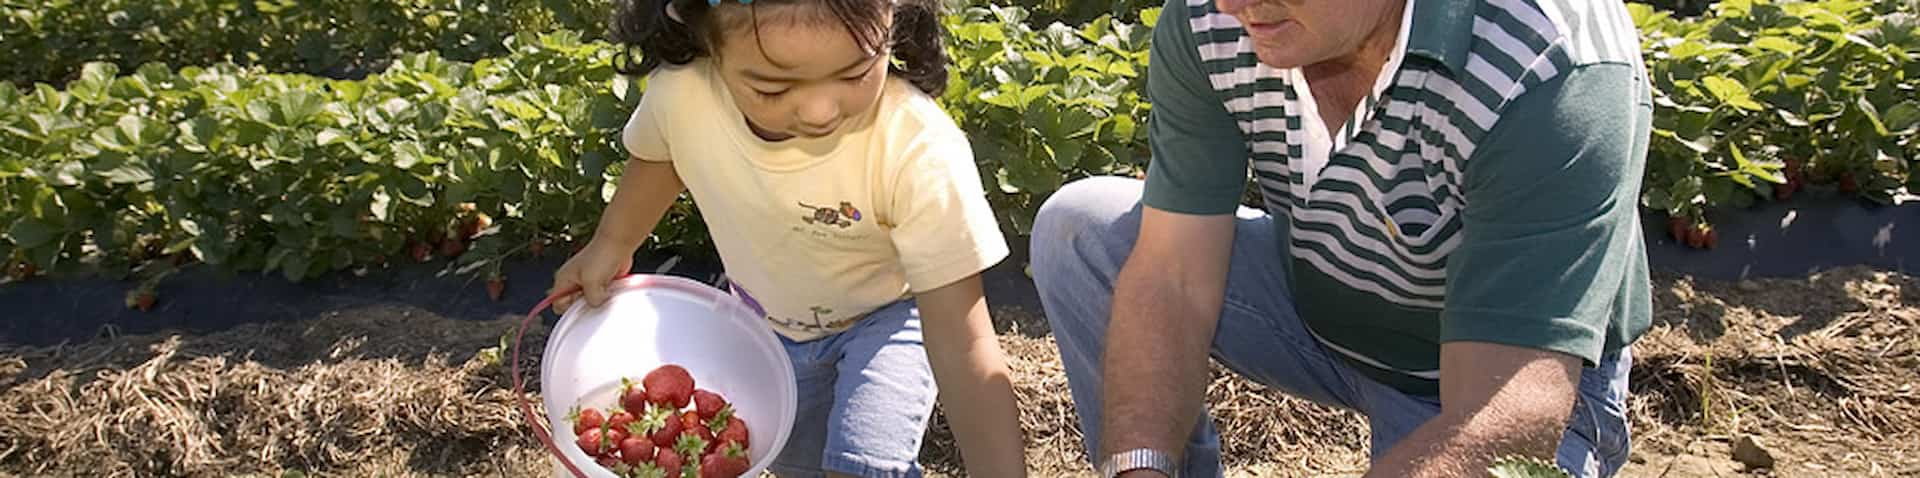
[707,0,751,5]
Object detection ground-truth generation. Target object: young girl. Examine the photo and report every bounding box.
[549,0,1027,476]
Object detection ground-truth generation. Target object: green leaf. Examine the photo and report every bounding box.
[1750,36,1799,54]
[1488,455,1571,478]
[1669,41,1709,59]
[1046,140,1085,170]
[316,129,349,146]
[331,248,353,270]
[97,160,154,184]
[234,120,273,145]
[282,251,311,282]
[1858,96,1891,137]
[979,89,1023,108]
[334,81,367,104]
[247,99,276,124]
[493,97,545,121]
[370,191,393,222]
[331,208,359,237]
[580,151,611,178]
[7,219,61,249]
[392,142,424,169]
[1700,76,1763,110]
[1017,84,1057,109]
[277,90,325,125]
[395,176,433,207]
[1642,187,1672,211]
[1704,177,1735,203]
[178,117,220,152]
[1882,101,1920,132]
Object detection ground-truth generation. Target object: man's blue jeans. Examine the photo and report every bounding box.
[1029,177,1633,477]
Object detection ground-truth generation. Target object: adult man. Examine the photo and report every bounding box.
[1029,0,1653,476]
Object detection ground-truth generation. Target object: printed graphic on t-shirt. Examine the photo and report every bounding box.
[765,305,861,334]
[792,200,871,241]
[798,201,862,228]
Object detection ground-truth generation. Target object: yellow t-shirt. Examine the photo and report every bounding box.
[620,59,1008,342]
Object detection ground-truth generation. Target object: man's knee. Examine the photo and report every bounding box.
[1030,176,1141,279]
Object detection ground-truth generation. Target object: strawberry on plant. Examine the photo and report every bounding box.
[486,276,505,301]
[1686,223,1709,249]
[692,389,727,419]
[460,213,493,239]
[410,241,433,262]
[573,407,606,435]
[1667,215,1690,242]
[439,238,466,258]
[126,290,156,311]
[643,364,695,409]
[1701,225,1718,249]
[7,260,34,281]
[1840,174,1858,194]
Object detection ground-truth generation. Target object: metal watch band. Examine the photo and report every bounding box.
[1099,448,1177,478]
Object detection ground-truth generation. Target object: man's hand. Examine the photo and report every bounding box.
[1099,206,1237,463]
[1365,341,1583,478]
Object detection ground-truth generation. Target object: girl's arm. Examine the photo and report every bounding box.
[551,158,686,308]
[918,274,1028,477]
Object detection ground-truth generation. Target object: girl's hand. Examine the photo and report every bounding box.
[549,240,635,312]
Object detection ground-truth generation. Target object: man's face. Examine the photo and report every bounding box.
[1214,0,1401,68]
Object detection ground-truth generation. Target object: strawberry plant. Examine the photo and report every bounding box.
[939,5,1154,234]
[1632,0,1918,225]
[0,31,649,282]
[0,0,611,86]
[4,0,1914,285]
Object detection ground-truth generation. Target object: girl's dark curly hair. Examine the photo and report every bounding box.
[610,0,949,97]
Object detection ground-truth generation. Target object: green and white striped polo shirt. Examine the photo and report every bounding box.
[1141,0,1657,395]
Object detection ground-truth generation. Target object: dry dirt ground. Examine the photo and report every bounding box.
[1,266,1915,477]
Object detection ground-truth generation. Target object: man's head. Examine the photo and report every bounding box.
[1213,0,1408,69]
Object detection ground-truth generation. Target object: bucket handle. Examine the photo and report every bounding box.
[512,279,604,478]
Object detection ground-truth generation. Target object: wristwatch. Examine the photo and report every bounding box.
[1099,448,1178,478]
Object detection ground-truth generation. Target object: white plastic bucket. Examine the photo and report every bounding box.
[536,274,797,477]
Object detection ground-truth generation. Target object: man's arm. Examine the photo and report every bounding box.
[1106,1,1261,474]
[1104,207,1236,475]
[1369,57,1656,474]
[1363,343,1582,477]
[918,274,1028,477]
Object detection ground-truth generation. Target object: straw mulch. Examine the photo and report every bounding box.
[2,266,1917,477]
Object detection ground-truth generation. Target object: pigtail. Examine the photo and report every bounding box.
[888,0,949,97]
[611,0,713,77]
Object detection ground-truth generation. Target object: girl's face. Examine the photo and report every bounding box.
[713,9,891,141]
